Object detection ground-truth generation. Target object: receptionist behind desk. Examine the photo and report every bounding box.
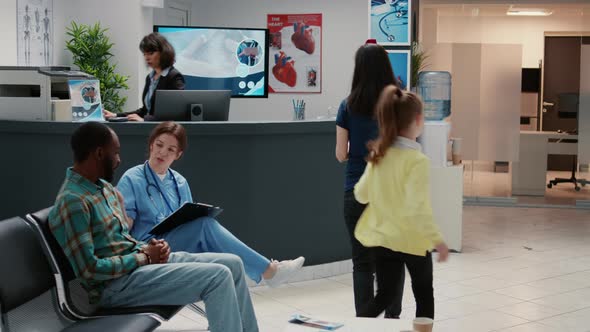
[104,32,185,122]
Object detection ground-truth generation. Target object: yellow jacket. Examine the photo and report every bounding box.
[354,137,443,257]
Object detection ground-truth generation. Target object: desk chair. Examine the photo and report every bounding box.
[546,93,587,191]
[547,151,586,191]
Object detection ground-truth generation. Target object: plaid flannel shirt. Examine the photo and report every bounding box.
[49,168,148,303]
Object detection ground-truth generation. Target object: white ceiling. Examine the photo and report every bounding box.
[422,2,590,17]
[423,0,590,4]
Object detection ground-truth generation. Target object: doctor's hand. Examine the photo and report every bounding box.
[103,109,116,119]
[127,114,144,122]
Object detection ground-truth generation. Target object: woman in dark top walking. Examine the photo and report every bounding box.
[335,40,404,318]
[104,32,185,121]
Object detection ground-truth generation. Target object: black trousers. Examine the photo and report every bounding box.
[358,248,434,319]
[343,191,404,318]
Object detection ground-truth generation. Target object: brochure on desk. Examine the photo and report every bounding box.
[68,79,105,122]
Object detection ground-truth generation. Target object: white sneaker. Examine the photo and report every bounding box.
[265,256,305,288]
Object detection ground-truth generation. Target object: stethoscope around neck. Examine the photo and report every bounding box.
[143,161,181,215]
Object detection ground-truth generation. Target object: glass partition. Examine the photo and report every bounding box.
[420,3,590,206]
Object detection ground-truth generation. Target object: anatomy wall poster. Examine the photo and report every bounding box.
[369,0,411,46]
[17,0,53,66]
[267,13,322,93]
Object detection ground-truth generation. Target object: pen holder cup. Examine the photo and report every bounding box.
[293,106,305,121]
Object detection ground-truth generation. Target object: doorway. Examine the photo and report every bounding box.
[542,36,581,171]
[154,0,191,26]
[538,34,590,204]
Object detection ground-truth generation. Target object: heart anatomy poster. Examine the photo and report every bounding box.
[267,13,322,93]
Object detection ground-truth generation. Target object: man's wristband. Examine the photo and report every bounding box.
[143,252,151,264]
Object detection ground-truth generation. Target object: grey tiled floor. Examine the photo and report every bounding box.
[158,206,590,331]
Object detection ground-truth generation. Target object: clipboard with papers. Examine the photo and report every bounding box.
[148,202,223,236]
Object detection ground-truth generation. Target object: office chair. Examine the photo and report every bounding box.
[547,149,586,191]
[546,93,587,191]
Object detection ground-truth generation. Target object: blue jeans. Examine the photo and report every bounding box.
[150,217,270,283]
[99,252,259,332]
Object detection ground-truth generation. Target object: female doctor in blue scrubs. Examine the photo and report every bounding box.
[117,121,305,286]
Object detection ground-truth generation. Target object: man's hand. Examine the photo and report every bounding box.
[142,241,162,264]
[149,239,171,263]
[158,239,171,263]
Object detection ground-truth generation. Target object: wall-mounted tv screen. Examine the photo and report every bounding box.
[154,25,269,98]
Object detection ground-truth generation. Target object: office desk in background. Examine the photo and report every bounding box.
[512,131,578,196]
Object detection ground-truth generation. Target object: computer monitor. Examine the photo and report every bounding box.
[153,90,231,121]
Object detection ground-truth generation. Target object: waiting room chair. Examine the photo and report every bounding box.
[0,216,161,332]
[26,208,184,322]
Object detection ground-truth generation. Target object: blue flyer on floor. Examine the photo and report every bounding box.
[68,79,105,122]
[288,314,344,330]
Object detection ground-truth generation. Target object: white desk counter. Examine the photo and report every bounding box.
[431,165,463,252]
[512,131,578,196]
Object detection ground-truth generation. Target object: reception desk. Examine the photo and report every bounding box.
[0,119,463,266]
[0,120,347,266]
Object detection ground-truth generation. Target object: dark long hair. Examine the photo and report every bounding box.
[139,32,176,69]
[367,85,423,164]
[347,44,397,116]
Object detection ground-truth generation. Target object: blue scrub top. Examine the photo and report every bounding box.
[117,163,193,241]
[336,99,379,192]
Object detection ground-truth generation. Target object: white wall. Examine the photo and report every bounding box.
[190,0,366,121]
[0,0,153,110]
[0,1,17,65]
[1,0,377,120]
[425,11,590,68]
[54,0,153,110]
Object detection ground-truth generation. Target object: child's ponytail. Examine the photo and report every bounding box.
[367,85,423,164]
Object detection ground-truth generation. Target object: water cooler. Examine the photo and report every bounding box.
[417,71,453,167]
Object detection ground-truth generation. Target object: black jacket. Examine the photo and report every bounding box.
[121,66,185,118]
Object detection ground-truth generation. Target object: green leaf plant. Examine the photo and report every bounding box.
[66,21,129,113]
[411,41,429,89]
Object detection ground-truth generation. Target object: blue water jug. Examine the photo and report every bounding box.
[417,71,452,121]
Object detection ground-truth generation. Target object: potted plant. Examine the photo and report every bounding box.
[411,41,429,91]
[65,22,129,113]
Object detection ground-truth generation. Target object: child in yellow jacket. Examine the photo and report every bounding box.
[354,85,449,328]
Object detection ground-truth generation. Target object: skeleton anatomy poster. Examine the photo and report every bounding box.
[17,0,53,66]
